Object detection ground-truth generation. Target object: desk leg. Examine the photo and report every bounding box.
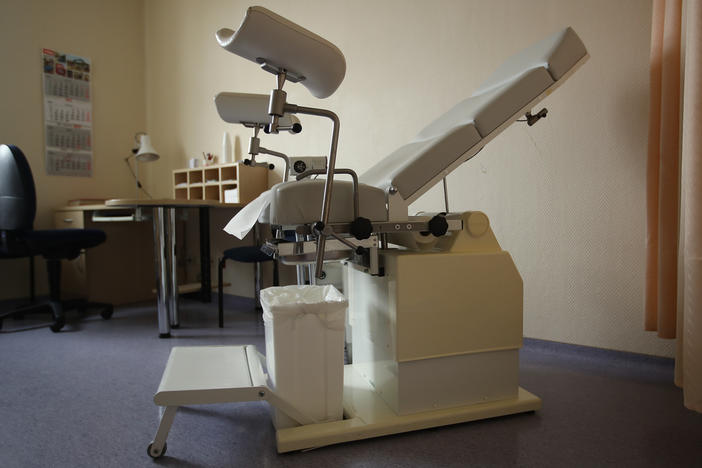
[199,207,211,302]
[153,207,171,338]
[168,207,179,328]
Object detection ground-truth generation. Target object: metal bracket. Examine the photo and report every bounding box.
[524,108,548,126]
[255,59,306,83]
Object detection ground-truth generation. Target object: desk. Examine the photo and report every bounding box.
[54,204,156,305]
[105,199,244,337]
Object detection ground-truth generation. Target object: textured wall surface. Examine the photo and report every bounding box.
[0,0,147,299]
[142,0,673,357]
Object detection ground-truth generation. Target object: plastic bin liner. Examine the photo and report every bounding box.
[261,285,347,429]
[261,284,347,329]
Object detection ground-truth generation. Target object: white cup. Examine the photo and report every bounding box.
[188,158,200,168]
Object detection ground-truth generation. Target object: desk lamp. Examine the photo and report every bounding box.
[125,132,160,201]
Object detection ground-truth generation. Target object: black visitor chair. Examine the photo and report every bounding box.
[0,144,113,332]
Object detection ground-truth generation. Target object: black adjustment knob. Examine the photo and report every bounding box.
[243,159,252,166]
[293,160,307,174]
[428,215,448,237]
[268,163,275,170]
[291,123,302,134]
[314,221,325,233]
[350,217,373,240]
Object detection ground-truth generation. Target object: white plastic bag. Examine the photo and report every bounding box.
[261,285,347,429]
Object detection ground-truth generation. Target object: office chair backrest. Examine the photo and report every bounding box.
[0,144,36,231]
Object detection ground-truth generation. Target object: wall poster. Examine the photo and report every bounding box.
[42,48,93,177]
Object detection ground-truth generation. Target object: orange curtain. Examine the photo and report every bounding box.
[646,0,681,338]
[647,0,702,412]
[679,0,702,413]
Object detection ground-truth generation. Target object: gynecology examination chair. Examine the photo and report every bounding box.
[146,6,588,458]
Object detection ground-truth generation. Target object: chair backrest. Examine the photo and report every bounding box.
[360,27,588,204]
[0,144,36,231]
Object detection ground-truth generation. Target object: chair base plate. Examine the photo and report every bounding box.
[275,365,541,453]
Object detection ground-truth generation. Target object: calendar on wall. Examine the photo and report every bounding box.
[42,48,93,177]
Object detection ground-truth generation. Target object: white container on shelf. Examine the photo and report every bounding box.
[261,285,347,429]
[224,188,239,203]
[222,131,233,163]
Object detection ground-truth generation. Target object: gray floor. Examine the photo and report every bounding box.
[1,297,701,468]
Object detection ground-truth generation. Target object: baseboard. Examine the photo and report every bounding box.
[522,337,675,366]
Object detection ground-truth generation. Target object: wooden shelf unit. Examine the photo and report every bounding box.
[173,162,267,204]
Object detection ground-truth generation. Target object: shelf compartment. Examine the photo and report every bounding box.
[188,170,204,184]
[220,165,237,181]
[173,170,188,186]
[189,186,203,200]
[204,185,220,201]
[204,167,219,184]
[174,188,188,200]
[222,184,239,204]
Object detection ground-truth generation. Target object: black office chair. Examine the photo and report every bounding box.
[217,245,279,328]
[0,144,113,332]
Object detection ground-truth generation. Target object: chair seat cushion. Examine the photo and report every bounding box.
[260,179,388,226]
[25,229,106,260]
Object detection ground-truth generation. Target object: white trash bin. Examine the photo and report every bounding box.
[260,285,347,429]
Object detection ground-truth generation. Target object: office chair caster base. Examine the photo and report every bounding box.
[100,306,114,320]
[49,317,65,333]
[147,442,166,459]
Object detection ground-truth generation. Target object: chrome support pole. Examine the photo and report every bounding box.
[152,207,170,338]
[295,232,306,285]
[167,208,179,328]
[255,262,262,307]
[284,104,340,279]
[297,167,359,219]
[442,177,450,213]
[259,147,290,181]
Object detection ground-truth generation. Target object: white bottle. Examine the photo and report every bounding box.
[222,131,232,163]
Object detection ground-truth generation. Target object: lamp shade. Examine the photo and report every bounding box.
[136,134,160,162]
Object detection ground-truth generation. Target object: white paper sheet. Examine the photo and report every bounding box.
[223,190,272,239]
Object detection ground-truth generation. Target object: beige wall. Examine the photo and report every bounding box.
[0,0,147,299]
[142,0,674,357]
[1,0,674,357]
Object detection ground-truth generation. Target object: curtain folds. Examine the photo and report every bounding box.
[679,0,702,413]
[647,0,702,412]
[646,0,681,339]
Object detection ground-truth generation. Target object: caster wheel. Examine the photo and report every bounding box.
[147,442,167,459]
[100,306,114,320]
[49,317,65,333]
